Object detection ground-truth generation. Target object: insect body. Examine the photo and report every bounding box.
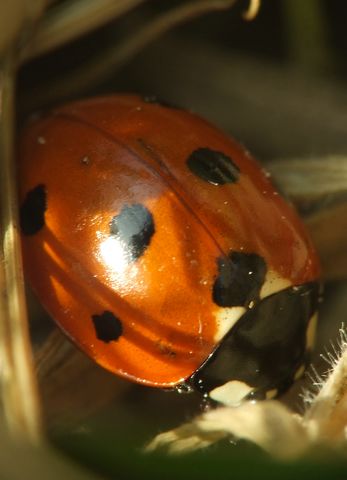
[19,94,320,405]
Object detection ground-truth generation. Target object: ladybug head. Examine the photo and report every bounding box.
[188,282,320,405]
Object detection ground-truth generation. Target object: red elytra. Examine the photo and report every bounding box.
[18,94,320,388]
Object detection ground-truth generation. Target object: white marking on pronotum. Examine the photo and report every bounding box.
[209,380,254,407]
[213,306,246,342]
[259,270,292,299]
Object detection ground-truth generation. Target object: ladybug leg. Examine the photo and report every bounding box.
[188,283,320,406]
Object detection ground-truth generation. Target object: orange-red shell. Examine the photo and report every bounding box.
[18,94,320,387]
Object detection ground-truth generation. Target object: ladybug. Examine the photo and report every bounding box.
[18,94,320,406]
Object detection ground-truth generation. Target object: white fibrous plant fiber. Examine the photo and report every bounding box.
[146,325,347,459]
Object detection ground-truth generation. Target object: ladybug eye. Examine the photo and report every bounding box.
[187,147,240,185]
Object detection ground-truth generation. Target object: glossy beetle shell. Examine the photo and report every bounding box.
[18,94,320,388]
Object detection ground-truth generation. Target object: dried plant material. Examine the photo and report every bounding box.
[0,57,42,442]
[146,325,347,458]
[267,156,347,206]
[306,203,347,281]
[118,36,347,159]
[267,156,347,281]
[21,0,239,106]
[21,0,260,65]
[0,0,48,54]
[36,330,130,428]
[146,401,309,459]
[21,0,146,62]
[243,0,261,20]
[304,326,347,443]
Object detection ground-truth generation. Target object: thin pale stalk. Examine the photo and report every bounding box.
[20,0,238,107]
[20,0,146,63]
[0,53,43,443]
[243,0,261,20]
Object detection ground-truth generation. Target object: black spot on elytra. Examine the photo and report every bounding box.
[142,94,179,109]
[110,204,155,263]
[20,184,47,235]
[91,311,123,343]
[190,282,320,396]
[213,251,267,308]
[187,148,240,185]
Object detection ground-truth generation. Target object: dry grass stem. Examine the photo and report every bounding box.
[267,156,347,204]
[20,0,239,106]
[20,0,146,63]
[0,0,49,54]
[243,0,261,20]
[267,156,347,281]
[0,55,42,442]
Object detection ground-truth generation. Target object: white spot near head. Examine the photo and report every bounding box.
[214,306,246,342]
[306,313,318,350]
[259,270,292,299]
[209,380,254,406]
